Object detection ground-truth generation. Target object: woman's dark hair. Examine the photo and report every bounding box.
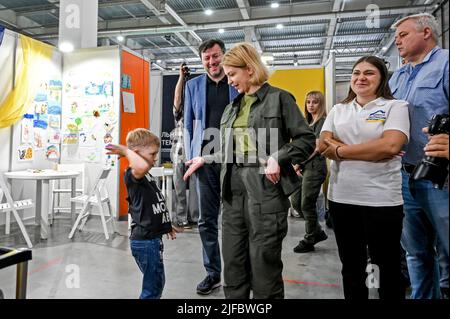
[341,55,394,104]
[198,39,226,57]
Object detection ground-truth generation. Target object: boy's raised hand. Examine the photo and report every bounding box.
[105,143,128,159]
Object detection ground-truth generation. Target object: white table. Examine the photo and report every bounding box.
[4,169,80,240]
[149,167,173,213]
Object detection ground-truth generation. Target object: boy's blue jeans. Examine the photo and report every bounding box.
[130,238,165,299]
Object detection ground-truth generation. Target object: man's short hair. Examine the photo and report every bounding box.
[198,39,226,58]
[392,12,439,42]
[126,128,160,150]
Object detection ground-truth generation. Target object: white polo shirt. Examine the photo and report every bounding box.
[321,97,410,206]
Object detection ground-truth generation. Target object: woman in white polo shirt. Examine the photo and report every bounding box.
[319,56,410,299]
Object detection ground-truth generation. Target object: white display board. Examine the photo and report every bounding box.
[62,46,121,217]
[11,50,63,172]
[1,30,63,225]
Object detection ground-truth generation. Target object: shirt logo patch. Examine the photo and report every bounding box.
[366,110,386,122]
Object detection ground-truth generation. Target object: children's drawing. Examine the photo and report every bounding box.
[33,118,48,130]
[71,101,78,114]
[34,128,47,149]
[21,114,34,144]
[49,79,62,90]
[103,133,113,144]
[47,101,62,115]
[48,115,60,128]
[67,123,79,133]
[34,101,48,114]
[79,147,100,163]
[18,145,33,161]
[48,128,61,144]
[62,132,79,145]
[45,144,60,161]
[79,130,96,147]
[104,121,114,134]
[34,92,47,103]
[85,81,113,97]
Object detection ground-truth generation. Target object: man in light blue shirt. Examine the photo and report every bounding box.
[389,13,449,299]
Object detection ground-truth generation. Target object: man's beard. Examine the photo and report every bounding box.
[208,66,223,79]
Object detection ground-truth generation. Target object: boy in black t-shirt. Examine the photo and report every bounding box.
[106,128,178,299]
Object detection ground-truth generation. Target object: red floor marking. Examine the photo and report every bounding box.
[29,257,64,276]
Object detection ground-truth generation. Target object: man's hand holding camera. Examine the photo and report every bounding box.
[181,63,190,77]
[423,127,449,160]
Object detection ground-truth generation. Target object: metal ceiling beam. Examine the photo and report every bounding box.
[0,4,45,35]
[7,0,142,16]
[122,28,388,46]
[30,3,431,40]
[244,26,262,53]
[322,0,344,65]
[236,0,250,20]
[92,5,433,37]
[120,5,137,19]
[153,43,380,60]
[237,0,262,54]
[164,4,201,54]
[139,0,200,56]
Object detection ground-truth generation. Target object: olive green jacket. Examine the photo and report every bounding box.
[215,83,316,198]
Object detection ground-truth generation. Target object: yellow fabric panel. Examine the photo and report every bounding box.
[268,68,325,114]
[0,34,54,128]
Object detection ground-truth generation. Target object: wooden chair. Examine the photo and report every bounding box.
[68,167,116,240]
[0,173,33,248]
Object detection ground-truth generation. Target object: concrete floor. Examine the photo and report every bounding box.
[0,214,345,299]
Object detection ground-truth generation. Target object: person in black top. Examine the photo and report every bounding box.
[106,128,178,299]
[292,91,329,253]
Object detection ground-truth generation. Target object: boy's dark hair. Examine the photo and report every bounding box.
[198,39,226,58]
[342,55,394,104]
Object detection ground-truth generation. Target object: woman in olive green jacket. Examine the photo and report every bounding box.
[184,43,316,298]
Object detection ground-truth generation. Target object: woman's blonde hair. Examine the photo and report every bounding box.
[222,42,269,86]
[304,91,326,125]
[126,128,160,150]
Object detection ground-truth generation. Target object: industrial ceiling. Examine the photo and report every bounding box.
[0,0,445,80]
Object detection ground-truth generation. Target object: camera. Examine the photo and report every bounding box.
[411,114,449,189]
[181,63,190,77]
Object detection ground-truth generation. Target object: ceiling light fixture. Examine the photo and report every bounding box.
[59,42,74,53]
[205,9,213,15]
[261,54,274,66]
[271,2,279,8]
[117,35,124,42]
[218,28,225,33]
[276,24,283,29]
